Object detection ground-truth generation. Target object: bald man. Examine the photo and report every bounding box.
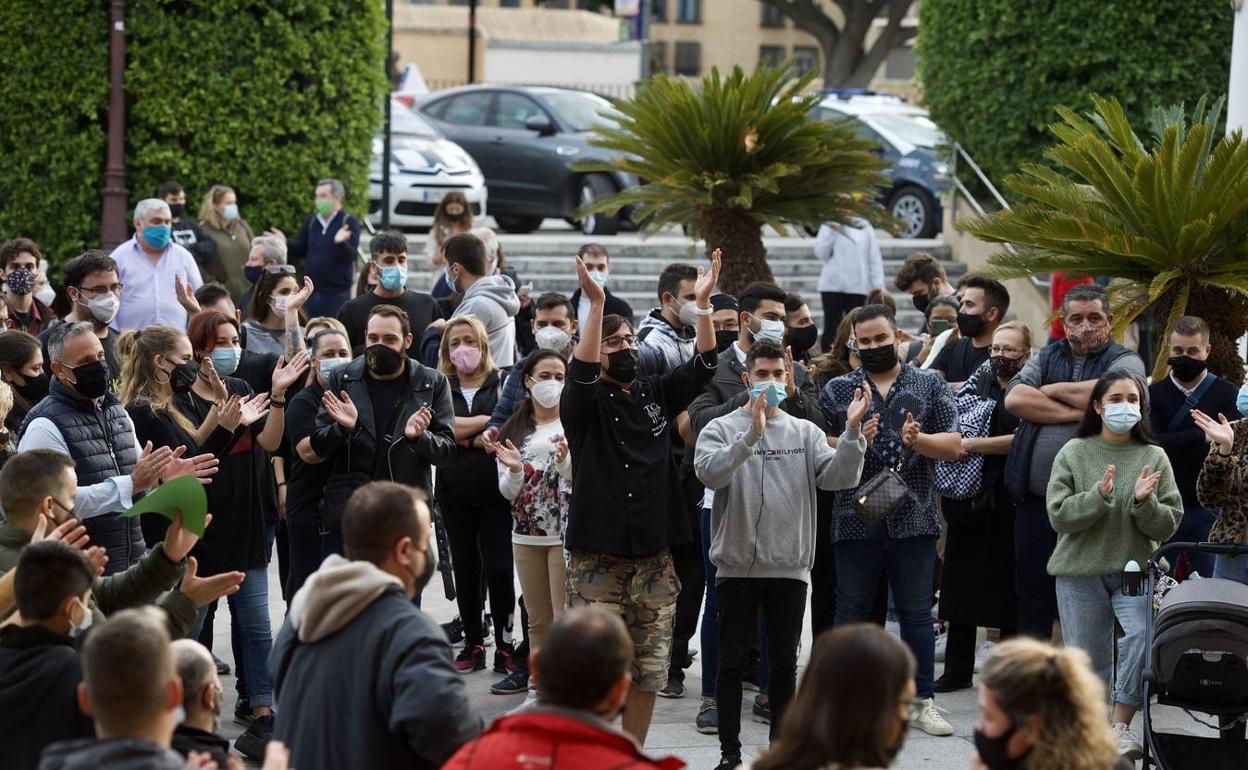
[171,639,235,769]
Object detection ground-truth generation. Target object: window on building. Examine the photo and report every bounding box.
[793,45,819,76]
[760,3,784,28]
[885,45,917,80]
[674,41,701,76]
[650,0,667,22]
[759,45,785,68]
[650,40,668,73]
[675,0,700,24]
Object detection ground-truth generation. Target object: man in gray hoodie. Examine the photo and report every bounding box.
[445,232,521,366]
[694,341,869,770]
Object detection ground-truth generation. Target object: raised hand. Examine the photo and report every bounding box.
[161,511,213,563]
[554,436,569,464]
[404,405,433,441]
[270,351,310,395]
[901,412,921,448]
[491,438,523,472]
[179,557,245,608]
[1134,465,1162,502]
[238,393,271,427]
[323,390,358,431]
[174,273,201,316]
[83,546,108,577]
[783,346,797,398]
[217,395,243,432]
[693,248,722,305]
[1192,410,1235,455]
[199,358,229,403]
[286,276,315,313]
[164,448,220,485]
[575,256,606,305]
[846,386,872,430]
[131,441,175,492]
[1098,465,1116,500]
[750,390,768,438]
[334,224,353,244]
[862,414,880,445]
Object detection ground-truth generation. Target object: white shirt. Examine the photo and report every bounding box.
[813,220,884,295]
[577,294,593,330]
[18,416,138,519]
[1170,370,1208,397]
[110,236,204,332]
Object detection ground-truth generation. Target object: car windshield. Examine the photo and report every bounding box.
[867,112,944,149]
[540,91,619,132]
[391,101,440,138]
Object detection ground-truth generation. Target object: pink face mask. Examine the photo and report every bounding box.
[449,345,482,374]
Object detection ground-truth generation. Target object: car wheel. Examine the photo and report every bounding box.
[888,185,937,239]
[578,174,620,236]
[493,215,543,234]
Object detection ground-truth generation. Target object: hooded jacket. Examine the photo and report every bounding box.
[38,738,185,770]
[0,625,94,770]
[442,705,685,770]
[637,309,695,376]
[452,274,521,367]
[270,555,480,770]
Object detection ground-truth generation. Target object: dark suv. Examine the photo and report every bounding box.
[415,84,638,234]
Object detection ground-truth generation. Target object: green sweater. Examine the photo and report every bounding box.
[1045,435,1182,577]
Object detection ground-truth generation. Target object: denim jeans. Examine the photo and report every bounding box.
[190,564,275,709]
[1055,574,1149,709]
[1166,505,1217,578]
[699,508,720,698]
[834,535,938,699]
[1214,552,1248,584]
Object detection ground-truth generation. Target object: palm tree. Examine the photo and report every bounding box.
[574,63,892,294]
[964,95,1248,381]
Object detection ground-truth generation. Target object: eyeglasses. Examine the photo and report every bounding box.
[78,283,123,296]
[265,264,296,275]
[990,346,1025,356]
[601,334,638,350]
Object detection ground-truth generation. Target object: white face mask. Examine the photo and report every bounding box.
[534,325,571,352]
[530,379,564,409]
[70,598,93,638]
[271,296,290,315]
[82,292,121,325]
[35,286,56,307]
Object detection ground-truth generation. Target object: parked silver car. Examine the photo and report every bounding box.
[368,100,488,230]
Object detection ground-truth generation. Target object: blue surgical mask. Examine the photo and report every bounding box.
[1102,402,1141,434]
[379,265,407,292]
[210,346,241,376]
[750,380,787,408]
[1237,386,1248,417]
[223,204,239,221]
[318,357,350,380]
[142,224,172,251]
[70,598,93,638]
[589,270,609,288]
[750,314,786,346]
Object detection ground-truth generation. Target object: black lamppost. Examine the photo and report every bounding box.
[382,0,394,230]
[101,0,129,249]
[468,0,478,83]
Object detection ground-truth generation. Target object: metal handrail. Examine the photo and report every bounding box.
[948,142,1050,290]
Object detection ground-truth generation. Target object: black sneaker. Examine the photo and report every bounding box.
[657,674,685,699]
[933,674,973,693]
[234,714,274,761]
[490,667,530,694]
[213,655,230,676]
[454,644,487,673]
[751,694,771,724]
[695,699,719,734]
[714,755,742,770]
[493,644,517,674]
[233,698,252,727]
[441,616,465,645]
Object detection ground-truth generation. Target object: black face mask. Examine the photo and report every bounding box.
[912,293,931,313]
[169,203,185,218]
[12,370,49,403]
[407,543,437,597]
[859,344,898,373]
[244,265,263,285]
[1168,355,1207,383]
[68,360,110,400]
[604,348,639,383]
[956,311,987,338]
[715,329,738,353]
[366,344,405,377]
[168,360,199,394]
[445,211,466,223]
[787,324,819,355]
[973,723,1029,770]
[990,354,1025,382]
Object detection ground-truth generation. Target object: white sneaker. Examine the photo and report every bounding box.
[934,630,948,663]
[974,640,997,673]
[507,689,540,716]
[913,698,954,736]
[1113,722,1143,761]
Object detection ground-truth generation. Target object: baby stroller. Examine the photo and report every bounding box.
[1141,541,1248,769]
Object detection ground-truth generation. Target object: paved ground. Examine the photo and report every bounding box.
[211,560,1212,769]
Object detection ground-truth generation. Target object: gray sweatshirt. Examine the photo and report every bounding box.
[453,274,521,366]
[694,407,866,583]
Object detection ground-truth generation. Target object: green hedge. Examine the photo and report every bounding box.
[916,0,1232,185]
[0,0,387,270]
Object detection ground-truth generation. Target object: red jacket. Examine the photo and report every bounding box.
[440,707,686,770]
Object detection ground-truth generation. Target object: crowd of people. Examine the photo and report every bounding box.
[0,184,1242,770]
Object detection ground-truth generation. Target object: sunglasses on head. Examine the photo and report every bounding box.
[265,264,295,275]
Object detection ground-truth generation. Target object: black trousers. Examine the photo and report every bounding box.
[820,292,867,352]
[669,477,706,682]
[443,500,515,647]
[811,499,837,635]
[717,578,807,759]
[1014,493,1059,639]
[285,523,322,603]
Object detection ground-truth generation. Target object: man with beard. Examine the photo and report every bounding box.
[270,482,480,770]
[171,640,237,769]
[1003,283,1145,638]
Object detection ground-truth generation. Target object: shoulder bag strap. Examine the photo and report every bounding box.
[1166,374,1217,433]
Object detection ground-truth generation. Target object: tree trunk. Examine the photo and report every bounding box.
[699,207,772,296]
[1150,285,1248,385]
